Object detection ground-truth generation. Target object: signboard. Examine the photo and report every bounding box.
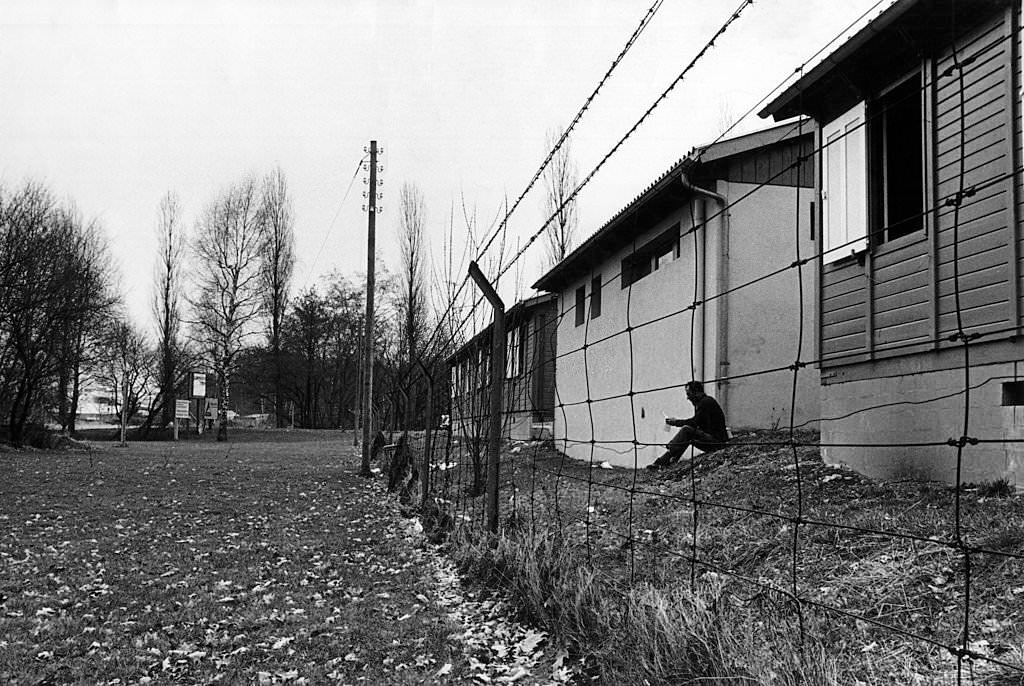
[175,399,190,419]
[190,372,207,399]
[205,398,219,420]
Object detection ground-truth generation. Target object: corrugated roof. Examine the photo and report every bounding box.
[447,293,557,365]
[532,120,808,293]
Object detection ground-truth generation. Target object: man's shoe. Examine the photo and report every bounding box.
[646,463,661,471]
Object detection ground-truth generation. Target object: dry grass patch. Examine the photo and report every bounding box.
[431,429,1024,684]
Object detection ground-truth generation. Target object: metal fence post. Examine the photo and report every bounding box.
[468,260,504,536]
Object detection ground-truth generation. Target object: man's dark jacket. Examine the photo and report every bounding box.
[677,395,728,443]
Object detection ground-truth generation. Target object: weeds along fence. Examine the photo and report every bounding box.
[373,5,1024,684]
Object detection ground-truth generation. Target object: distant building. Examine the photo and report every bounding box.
[760,0,1023,484]
[75,388,117,421]
[448,294,557,442]
[533,122,817,467]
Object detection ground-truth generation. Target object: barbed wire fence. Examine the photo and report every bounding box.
[369,2,1024,683]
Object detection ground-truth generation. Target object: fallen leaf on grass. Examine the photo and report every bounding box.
[516,630,545,655]
[496,667,528,682]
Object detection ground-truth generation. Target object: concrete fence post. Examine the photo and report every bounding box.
[468,260,505,537]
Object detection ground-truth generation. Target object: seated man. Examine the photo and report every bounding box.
[647,381,728,471]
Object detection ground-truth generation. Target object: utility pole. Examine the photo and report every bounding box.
[354,319,364,447]
[360,141,381,476]
[120,374,129,447]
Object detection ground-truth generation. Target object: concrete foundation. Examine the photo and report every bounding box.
[821,361,1024,485]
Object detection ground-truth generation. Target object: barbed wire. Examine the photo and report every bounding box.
[375,3,1023,683]
[418,0,672,365]
[418,0,757,367]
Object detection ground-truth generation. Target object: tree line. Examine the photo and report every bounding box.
[0,172,439,443]
[0,128,578,444]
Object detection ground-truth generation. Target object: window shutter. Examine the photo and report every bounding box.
[821,101,867,263]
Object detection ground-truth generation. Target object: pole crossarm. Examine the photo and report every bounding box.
[468,261,505,536]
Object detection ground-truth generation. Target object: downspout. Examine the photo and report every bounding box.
[681,173,729,416]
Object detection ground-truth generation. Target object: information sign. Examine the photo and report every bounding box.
[191,372,207,399]
[175,399,190,419]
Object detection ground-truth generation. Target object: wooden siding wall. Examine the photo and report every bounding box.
[502,303,558,422]
[821,8,1021,367]
[450,300,558,430]
[822,260,869,363]
[534,309,556,421]
[705,136,814,188]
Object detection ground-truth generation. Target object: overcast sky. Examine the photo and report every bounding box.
[1,0,889,330]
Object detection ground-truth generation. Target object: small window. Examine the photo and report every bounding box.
[621,224,680,288]
[1002,381,1024,406]
[479,347,490,387]
[518,324,528,375]
[622,255,652,288]
[506,327,520,378]
[871,73,924,245]
[590,275,602,318]
[654,240,679,270]
[574,286,585,327]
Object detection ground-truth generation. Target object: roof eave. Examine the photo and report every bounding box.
[533,120,811,293]
[532,157,695,293]
[446,293,556,364]
[758,0,918,121]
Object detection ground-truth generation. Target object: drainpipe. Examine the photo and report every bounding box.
[681,173,729,416]
[693,196,707,383]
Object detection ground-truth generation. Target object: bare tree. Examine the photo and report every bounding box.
[397,182,429,427]
[95,318,155,445]
[188,177,266,441]
[55,209,117,434]
[260,166,295,428]
[541,126,579,268]
[0,181,116,444]
[435,193,508,496]
[153,191,185,428]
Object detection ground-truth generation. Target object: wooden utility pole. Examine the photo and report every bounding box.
[119,375,129,446]
[417,359,434,508]
[468,260,505,536]
[360,141,380,476]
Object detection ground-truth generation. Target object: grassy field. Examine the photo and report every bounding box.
[424,429,1024,684]
[0,431,566,685]
[6,426,1021,684]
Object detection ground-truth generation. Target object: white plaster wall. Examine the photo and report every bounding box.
[715,181,820,430]
[821,361,1024,485]
[554,207,698,467]
[553,181,820,468]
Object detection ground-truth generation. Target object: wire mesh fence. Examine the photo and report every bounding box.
[367,3,1024,683]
